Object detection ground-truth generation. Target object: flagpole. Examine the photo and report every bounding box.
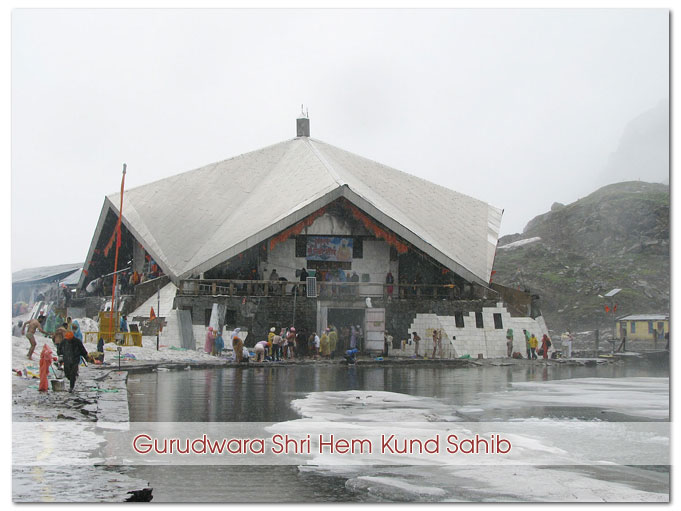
[109,164,127,343]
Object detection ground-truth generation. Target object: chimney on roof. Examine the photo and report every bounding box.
[297,105,310,137]
[297,116,310,137]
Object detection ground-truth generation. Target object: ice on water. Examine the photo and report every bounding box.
[274,377,669,502]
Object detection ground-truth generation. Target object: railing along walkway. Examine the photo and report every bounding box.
[178,279,491,300]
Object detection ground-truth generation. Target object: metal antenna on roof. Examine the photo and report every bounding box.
[301,104,305,117]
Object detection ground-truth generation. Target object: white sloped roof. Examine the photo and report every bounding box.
[86,137,502,286]
[59,268,83,286]
[13,263,83,284]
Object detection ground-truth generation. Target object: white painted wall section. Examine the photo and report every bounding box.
[399,305,551,359]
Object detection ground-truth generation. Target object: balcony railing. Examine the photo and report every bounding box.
[178,279,493,300]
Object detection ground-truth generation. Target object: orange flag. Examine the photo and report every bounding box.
[150,307,156,321]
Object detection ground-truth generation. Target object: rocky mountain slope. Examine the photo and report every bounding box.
[492,181,669,333]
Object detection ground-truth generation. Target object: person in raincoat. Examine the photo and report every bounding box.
[540,334,552,360]
[350,326,358,350]
[268,327,276,357]
[53,322,68,359]
[213,330,225,356]
[62,330,88,392]
[523,329,531,359]
[529,333,539,360]
[561,331,573,359]
[120,315,129,333]
[233,333,244,363]
[204,327,216,354]
[44,310,57,335]
[272,329,283,361]
[254,340,268,362]
[71,321,83,342]
[320,329,330,358]
[38,344,53,392]
[308,332,318,359]
[328,326,338,359]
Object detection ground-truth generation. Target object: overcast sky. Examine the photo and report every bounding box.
[10,8,669,272]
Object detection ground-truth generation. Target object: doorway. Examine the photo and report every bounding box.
[327,308,365,352]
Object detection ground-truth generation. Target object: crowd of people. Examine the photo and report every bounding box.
[202,323,366,363]
[85,262,164,297]
[15,313,90,392]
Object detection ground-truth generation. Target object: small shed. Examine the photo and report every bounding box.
[617,314,669,341]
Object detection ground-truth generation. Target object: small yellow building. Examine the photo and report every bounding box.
[616,314,669,341]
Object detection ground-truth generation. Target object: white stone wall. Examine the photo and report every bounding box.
[357,240,390,294]
[397,304,551,359]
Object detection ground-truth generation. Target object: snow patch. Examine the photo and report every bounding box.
[497,237,541,250]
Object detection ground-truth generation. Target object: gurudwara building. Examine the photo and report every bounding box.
[79,118,548,357]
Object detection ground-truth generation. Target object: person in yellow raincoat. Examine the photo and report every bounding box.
[328,326,338,359]
[267,327,276,357]
[529,333,539,360]
[320,329,331,358]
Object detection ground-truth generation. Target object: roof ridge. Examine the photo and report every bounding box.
[107,139,296,198]
[309,138,502,211]
[305,138,346,187]
[181,139,334,274]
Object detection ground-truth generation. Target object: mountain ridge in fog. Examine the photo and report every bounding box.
[597,99,669,187]
[493,180,669,333]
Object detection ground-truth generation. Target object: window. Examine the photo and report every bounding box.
[475,312,483,329]
[224,309,237,328]
[493,313,503,329]
[620,322,627,335]
[295,236,307,258]
[648,321,654,334]
[454,312,464,328]
[630,322,636,334]
[352,237,363,258]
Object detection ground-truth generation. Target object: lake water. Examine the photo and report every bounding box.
[124,360,669,502]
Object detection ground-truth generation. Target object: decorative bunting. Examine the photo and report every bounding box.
[103,228,117,257]
[269,206,328,251]
[346,203,408,254]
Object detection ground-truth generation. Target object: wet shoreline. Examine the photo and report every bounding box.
[96,351,648,374]
[12,351,668,502]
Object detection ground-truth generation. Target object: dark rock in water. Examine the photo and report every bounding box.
[125,488,153,502]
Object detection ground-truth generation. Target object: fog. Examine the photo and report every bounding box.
[11,8,669,271]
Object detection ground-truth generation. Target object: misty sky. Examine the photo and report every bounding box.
[10,8,669,272]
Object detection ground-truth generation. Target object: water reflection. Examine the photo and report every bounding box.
[126,360,668,502]
[128,360,668,423]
